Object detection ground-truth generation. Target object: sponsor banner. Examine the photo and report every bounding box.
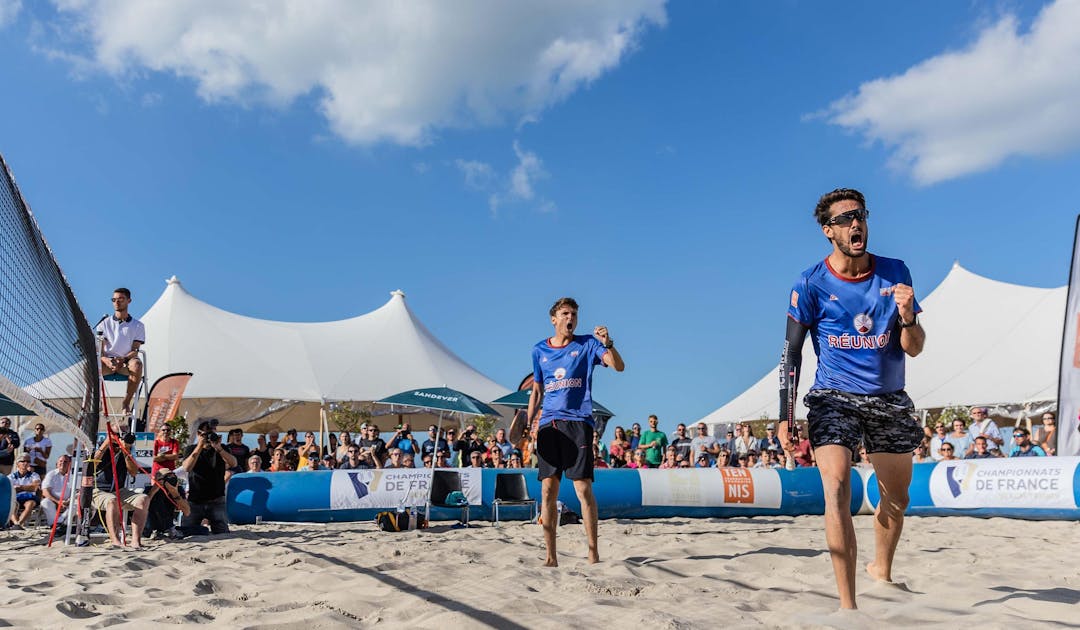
[929,458,1077,509]
[144,373,193,433]
[1059,216,1080,457]
[95,432,155,469]
[639,468,782,509]
[329,468,482,510]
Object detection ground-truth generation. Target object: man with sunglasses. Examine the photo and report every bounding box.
[96,288,145,415]
[1008,427,1046,457]
[778,188,925,610]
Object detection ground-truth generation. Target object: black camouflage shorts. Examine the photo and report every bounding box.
[804,389,923,454]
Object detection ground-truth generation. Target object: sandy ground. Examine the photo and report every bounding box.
[1,515,1078,629]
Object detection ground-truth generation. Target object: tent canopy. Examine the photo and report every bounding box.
[123,278,510,431]
[698,262,1064,425]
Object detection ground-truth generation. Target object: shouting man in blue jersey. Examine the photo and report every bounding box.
[779,188,925,610]
[527,297,624,566]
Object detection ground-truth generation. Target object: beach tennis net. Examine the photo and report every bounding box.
[0,152,99,442]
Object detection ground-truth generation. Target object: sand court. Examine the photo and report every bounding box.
[2,514,1078,628]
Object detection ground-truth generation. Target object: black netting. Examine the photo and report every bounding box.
[0,153,99,436]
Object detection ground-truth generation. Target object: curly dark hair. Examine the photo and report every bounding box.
[813,188,866,226]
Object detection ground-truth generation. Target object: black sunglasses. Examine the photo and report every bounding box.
[825,208,869,226]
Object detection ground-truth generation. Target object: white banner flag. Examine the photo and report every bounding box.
[329,468,482,510]
[1060,216,1080,457]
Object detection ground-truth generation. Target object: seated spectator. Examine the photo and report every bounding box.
[593,444,609,468]
[736,453,749,468]
[299,456,322,471]
[435,449,452,468]
[283,449,300,471]
[385,448,405,468]
[489,448,506,469]
[1009,428,1046,457]
[224,428,251,482]
[401,453,416,468]
[269,448,288,472]
[467,450,484,468]
[297,432,319,468]
[695,453,711,468]
[92,434,149,547]
[658,446,678,469]
[792,424,814,467]
[677,458,691,468]
[246,455,263,472]
[23,422,52,479]
[912,443,930,463]
[7,454,41,529]
[968,407,1004,454]
[339,445,363,469]
[765,448,783,469]
[143,468,190,540]
[592,431,608,464]
[422,454,434,468]
[938,442,958,460]
[965,435,999,459]
[493,428,514,459]
[627,449,649,469]
[717,445,733,468]
[748,450,764,468]
[506,449,523,469]
[41,454,72,530]
[854,445,872,467]
[322,453,338,469]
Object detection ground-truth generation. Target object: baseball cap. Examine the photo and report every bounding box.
[17,453,31,462]
[766,423,776,430]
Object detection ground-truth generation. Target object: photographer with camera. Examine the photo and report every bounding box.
[454,424,485,467]
[179,420,236,535]
[389,422,419,458]
[144,468,190,540]
[92,431,149,547]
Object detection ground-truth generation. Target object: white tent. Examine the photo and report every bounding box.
[115,277,511,430]
[698,262,1064,425]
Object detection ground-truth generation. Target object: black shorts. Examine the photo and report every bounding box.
[805,389,923,455]
[537,420,594,482]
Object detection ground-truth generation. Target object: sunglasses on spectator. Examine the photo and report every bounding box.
[1013,433,1026,438]
[825,208,869,226]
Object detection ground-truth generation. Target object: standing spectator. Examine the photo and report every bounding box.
[492,428,513,459]
[92,433,149,547]
[792,424,814,468]
[454,425,485,465]
[252,434,272,470]
[336,432,353,460]
[96,288,145,415]
[670,424,693,462]
[0,416,20,475]
[592,432,608,464]
[1035,412,1057,456]
[608,426,630,467]
[223,428,251,482]
[143,468,190,540]
[246,454,263,472]
[421,425,449,460]
[444,428,460,466]
[41,454,73,530]
[733,424,757,458]
[151,424,182,478]
[759,423,782,454]
[965,436,999,459]
[179,421,236,535]
[967,407,1003,455]
[23,422,52,479]
[947,418,972,458]
[389,423,419,457]
[639,415,667,467]
[281,429,300,451]
[267,431,281,450]
[7,454,40,529]
[928,423,949,461]
[297,432,319,469]
[691,423,721,464]
[1009,428,1046,457]
[628,423,642,451]
[327,433,339,461]
[359,425,387,464]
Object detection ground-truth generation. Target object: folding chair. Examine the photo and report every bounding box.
[492,472,536,525]
[427,470,470,528]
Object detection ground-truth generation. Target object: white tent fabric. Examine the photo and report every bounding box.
[698,262,1065,425]
[119,277,510,428]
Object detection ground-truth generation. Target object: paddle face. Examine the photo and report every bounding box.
[508,409,527,444]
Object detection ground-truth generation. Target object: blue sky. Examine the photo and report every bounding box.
[0,1,1076,433]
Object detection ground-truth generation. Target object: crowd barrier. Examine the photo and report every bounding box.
[227,457,1080,524]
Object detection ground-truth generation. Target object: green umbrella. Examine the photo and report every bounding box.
[490,389,615,419]
[0,393,34,416]
[377,386,501,417]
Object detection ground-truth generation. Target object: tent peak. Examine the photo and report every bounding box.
[390,289,406,299]
[167,275,182,286]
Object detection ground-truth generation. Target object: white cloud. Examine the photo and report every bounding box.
[457,142,553,215]
[825,0,1080,185]
[0,0,21,27]
[42,0,666,146]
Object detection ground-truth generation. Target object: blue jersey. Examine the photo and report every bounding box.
[788,255,922,395]
[532,335,609,427]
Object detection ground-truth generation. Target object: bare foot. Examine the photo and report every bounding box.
[544,559,558,567]
[588,550,600,564]
[866,562,891,583]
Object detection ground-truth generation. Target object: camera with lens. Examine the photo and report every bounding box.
[121,431,137,445]
[209,432,221,443]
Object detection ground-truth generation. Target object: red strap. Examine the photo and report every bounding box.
[45,472,69,547]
